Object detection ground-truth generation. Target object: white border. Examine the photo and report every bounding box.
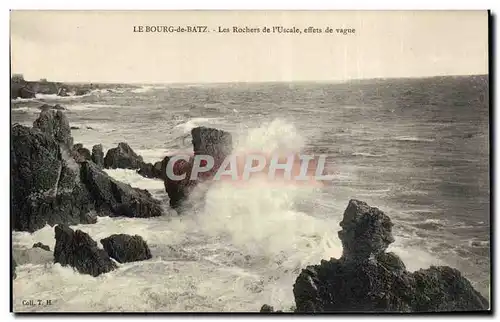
[2,1,497,322]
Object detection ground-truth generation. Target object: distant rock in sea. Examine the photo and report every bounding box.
[104,142,144,170]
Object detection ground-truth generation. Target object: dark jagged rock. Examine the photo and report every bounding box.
[11,124,94,232]
[411,266,490,312]
[32,242,50,252]
[100,234,152,263]
[191,126,233,160]
[338,199,394,261]
[53,225,117,277]
[137,161,164,179]
[292,199,489,313]
[80,161,163,218]
[104,142,144,169]
[12,110,163,232]
[74,147,92,163]
[32,109,73,149]
[91,144,105,168]
[163,127,233,210]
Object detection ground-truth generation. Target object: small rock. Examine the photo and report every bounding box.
[100,234,152,263]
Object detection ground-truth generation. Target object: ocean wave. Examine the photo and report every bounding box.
[65,103,126,111]
[351,152,386,158]
[174,117,222,133]
[394,136,435,143]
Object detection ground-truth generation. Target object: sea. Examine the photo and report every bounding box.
[11,75,490,312]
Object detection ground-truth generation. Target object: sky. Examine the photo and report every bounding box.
[10,10,489,83]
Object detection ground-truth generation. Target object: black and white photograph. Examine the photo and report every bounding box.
[9,10,491,313]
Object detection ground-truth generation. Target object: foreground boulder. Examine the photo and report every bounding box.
[91,144,105,168]
[164,127,232,209]
[104,142,144,169]
[11,109,164,232]
[53,225,117,277]
[100,234,152,263]
[290,200,489,313]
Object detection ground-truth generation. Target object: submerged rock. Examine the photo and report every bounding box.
[100,234,152,263]
[32,242,51,252]
[91,144,104,168]
[104,142,144,169]
[53,225,117,277]
[13,247,53,266]
[292,199,489,313]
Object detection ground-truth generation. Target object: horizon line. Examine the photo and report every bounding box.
[11,72,488,85]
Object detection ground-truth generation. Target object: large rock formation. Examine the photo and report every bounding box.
[100,234,152,263]
[11,124,94,232]
[163,127,233,209]
[291,200,489,312]
[53,225,117,277]
[104,142,144,169]
[11,109,164,232]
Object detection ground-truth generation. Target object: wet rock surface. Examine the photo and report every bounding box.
[100,234,152,263]
[104,142,144,170]
[11,109,164,232]
[53,225,117,277]
[290,199,490,312]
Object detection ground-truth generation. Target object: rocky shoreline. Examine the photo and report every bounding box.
[10,75,138,99]
[11,105,489,312]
